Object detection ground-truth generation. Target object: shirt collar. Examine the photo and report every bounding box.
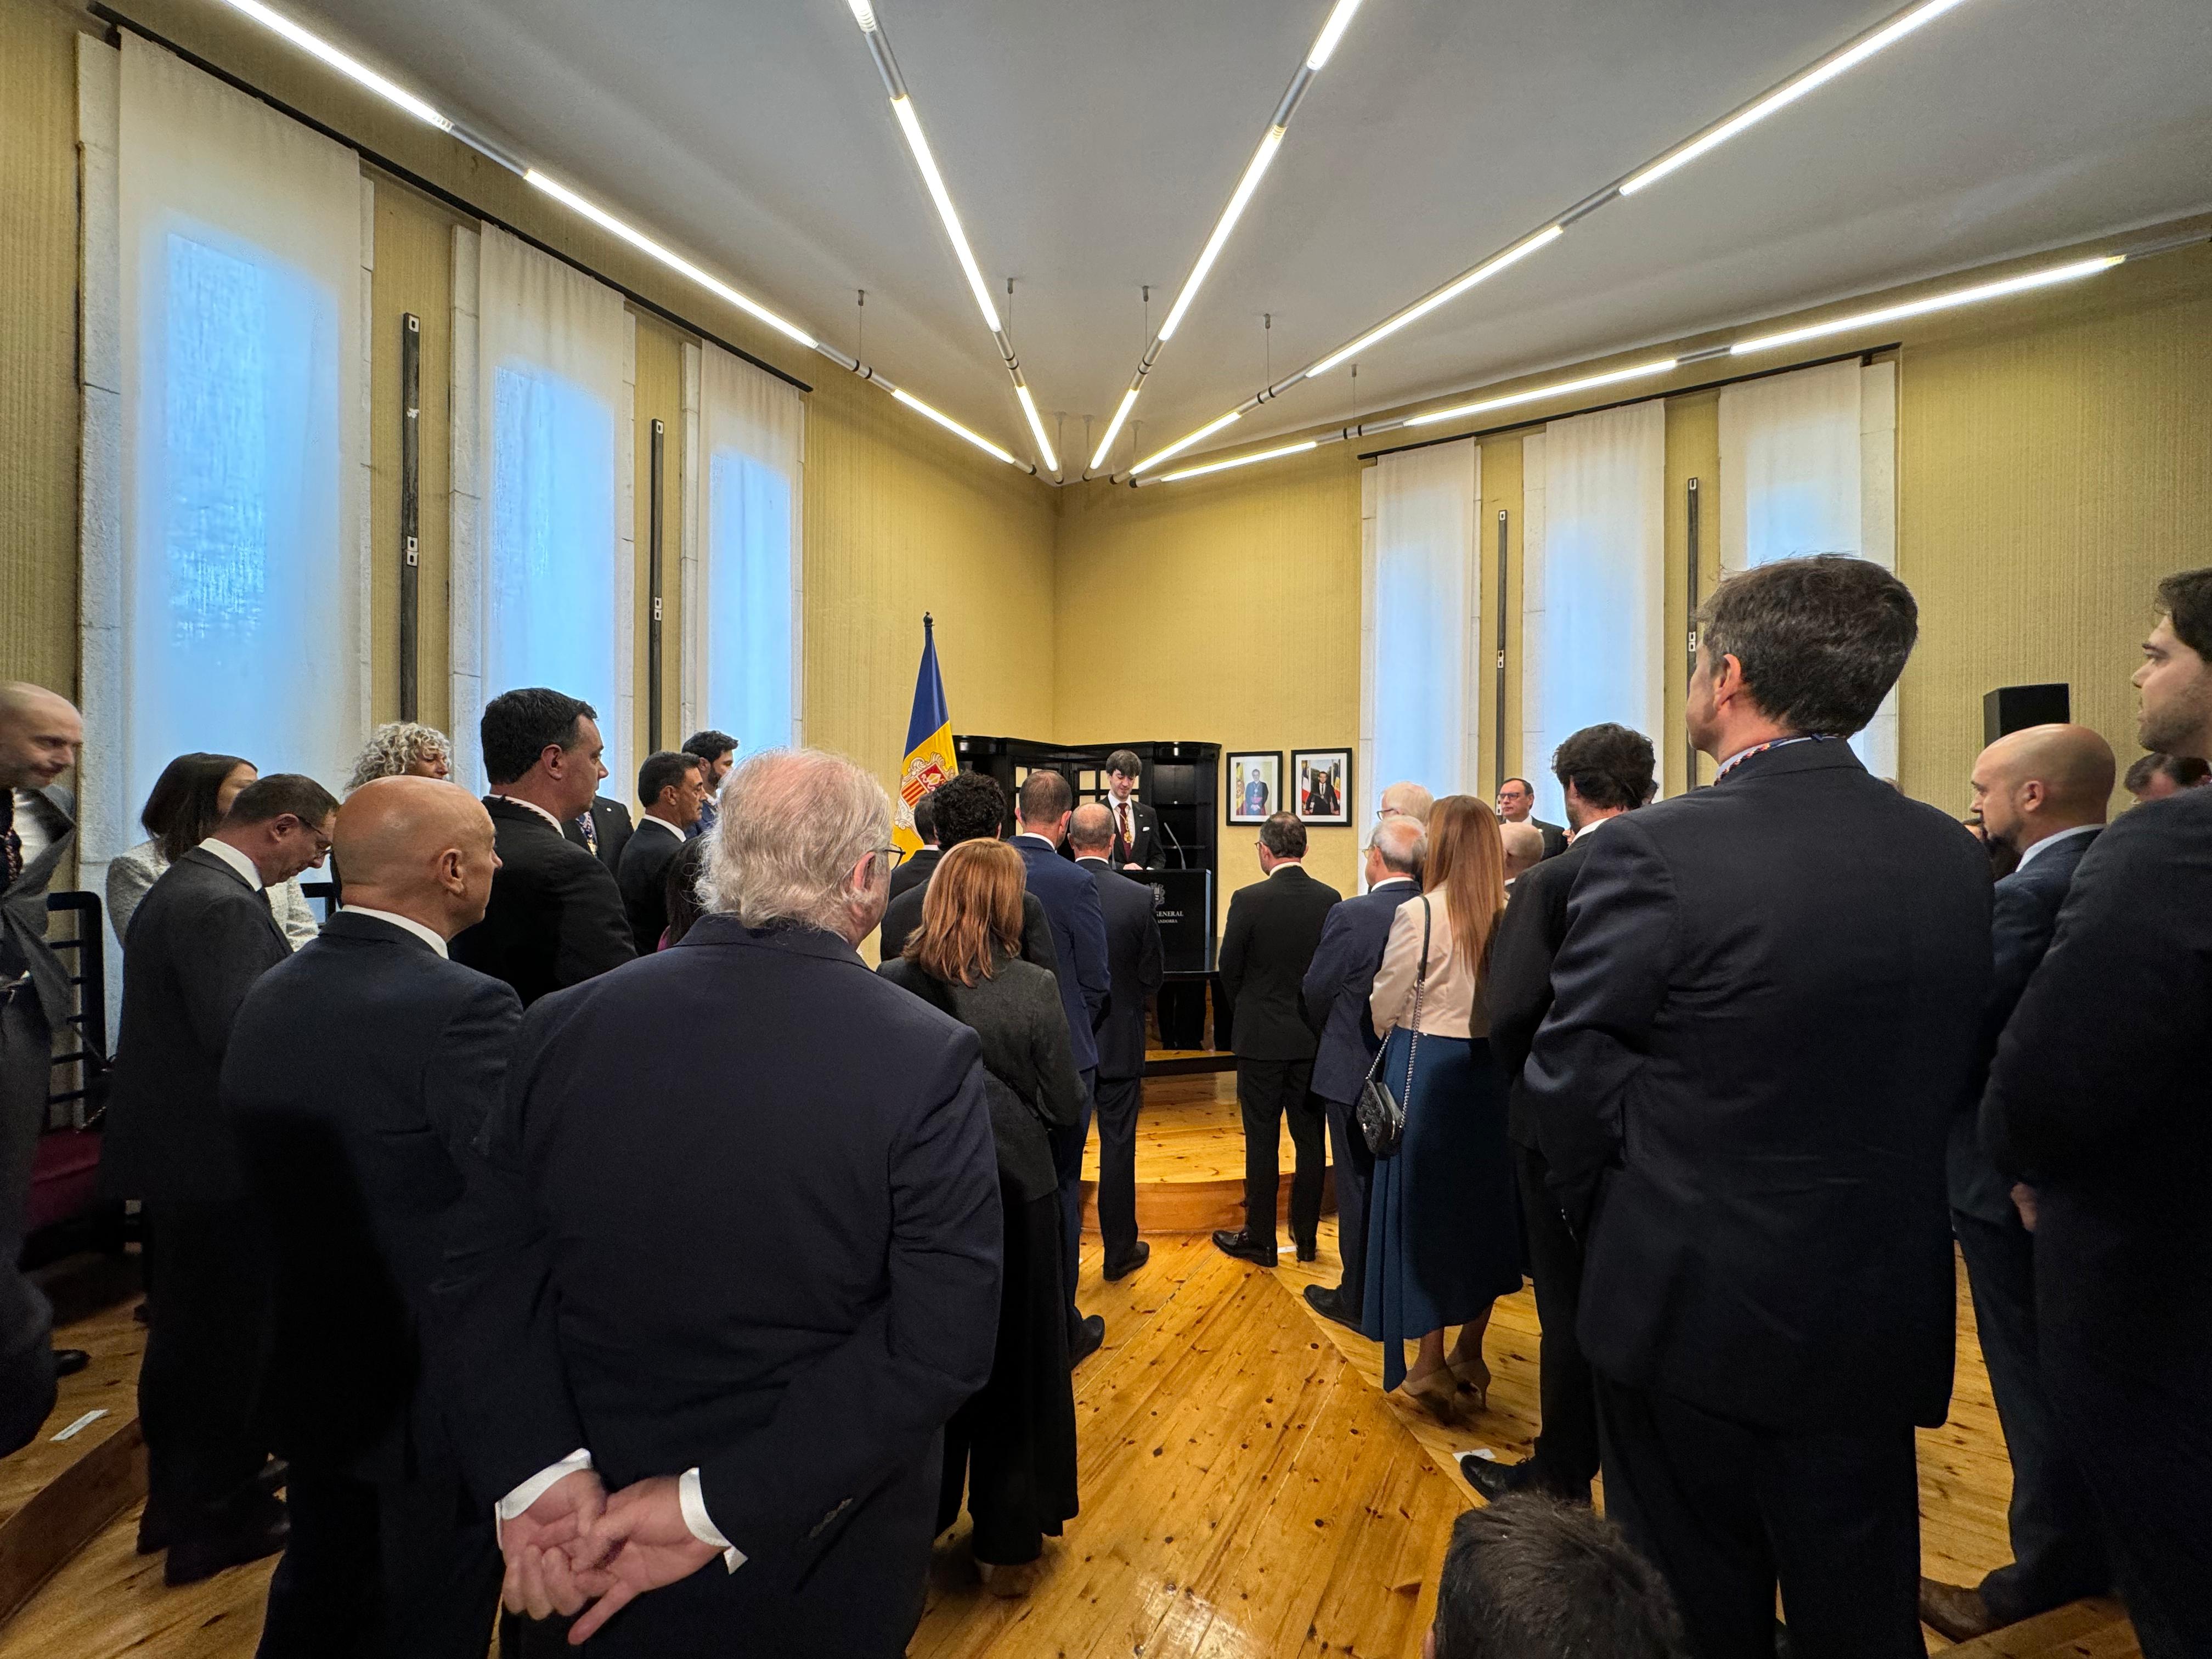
[1715,733,1831,778]
[1013,832,1056,849]
[1268,859,1305,874]
[196,836,263,892]
[490,794,567,833]
[640,813,688,842]
[2012,821,2101,874]
[338,905,450,957]
[1370,875,1414,890]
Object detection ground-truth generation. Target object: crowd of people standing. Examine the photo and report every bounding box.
[1,551,2208,1657]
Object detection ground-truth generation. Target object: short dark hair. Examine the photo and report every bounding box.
[222,773,338,831]
[1552,725,1656,812]
[482,688,596,786]
[1105,748,1143,778]
[2125,751,2211,793]
[2155,568,2212,660]
[682,729,738,765]
[912,789,939,844]
[1699,555,1916,737]
[1018,768,1073,824]
[930,771,1009,848]
[140,752,253,865]
[1432,1496,1688,1659]
[637,749,700,808]
[1258,811,1307,858]
[1500,777,1532,794]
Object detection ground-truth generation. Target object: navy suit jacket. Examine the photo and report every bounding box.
[438,917,1000,1651]
[223,912,521,1475]
[1526,739,1990,1433]
[1075,857,1164,1081]
[1300,878,1421,1105]
[1014,835,1110,1076]
[1946,827,2098,1225]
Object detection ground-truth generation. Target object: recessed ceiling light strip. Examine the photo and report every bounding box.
[1124,0,1983,480]
[205,0,1037,471]
[849,0,1059,472]
[1138,244,2161,484]
[1085,0,1370,475]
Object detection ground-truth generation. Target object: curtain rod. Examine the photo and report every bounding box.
[90,4,814,395]
[1353,346,1898,463]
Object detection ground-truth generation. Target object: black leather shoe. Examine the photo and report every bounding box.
[52,1347,89,1378]
[1211,1229,1276,1267]
[1302,1284,1364,1334]
[140,1458,290,1555]
[1917,1578,1998,1644]
[162,1492,288,1586]
[1069,1313,1105,1368]
[1294,1238,1318,1263]
[1103,1240,1150,1282]
[1457,1453,1535,1503]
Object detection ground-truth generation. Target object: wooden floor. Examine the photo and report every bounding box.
[0,1073,2140,1657]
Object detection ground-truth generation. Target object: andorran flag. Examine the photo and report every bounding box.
[895,613,956,855]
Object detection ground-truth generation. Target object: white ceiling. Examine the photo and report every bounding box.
[290,0,2212,471]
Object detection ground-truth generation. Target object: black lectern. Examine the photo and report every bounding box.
[1144,868,1214,976]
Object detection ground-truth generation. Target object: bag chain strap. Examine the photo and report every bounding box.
[1402,898,1431,1110]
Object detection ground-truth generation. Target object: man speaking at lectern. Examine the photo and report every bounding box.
[1102,751,1164,870]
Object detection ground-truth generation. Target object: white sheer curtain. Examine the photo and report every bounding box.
[1719,359,1900,774]
[1364,438,1480,830]
[452,224,630,790]
[1521,401,1666,822]
[92,32,366,881]
[684,341,805,755]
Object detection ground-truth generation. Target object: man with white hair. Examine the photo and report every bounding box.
[1499,821,1545,884]
[1376,780,1433,824]
[445,747,1002,1656]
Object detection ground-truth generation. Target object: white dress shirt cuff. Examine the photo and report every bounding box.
[679,1468,746,1572]
[497,1449,594,1532]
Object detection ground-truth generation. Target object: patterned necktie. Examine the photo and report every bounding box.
[575,811,598,855]
[1116,802,1132,862]
[4,793,20,887]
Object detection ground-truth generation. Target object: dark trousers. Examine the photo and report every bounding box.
[1235,1059,1324,1252]
[1950,1209,2108,1623]
[1516,1141,1599,1498]
[1319,1096,1372,1315]
[139,1198,275,1531]
[1595,1375,1924,1659]
[1092,1074,1144,1268]
[1049,1069,1097,1311]
[0,996,57,1454]
[259,1456,503,1659]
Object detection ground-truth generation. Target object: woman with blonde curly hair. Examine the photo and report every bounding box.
[343,722,453,792]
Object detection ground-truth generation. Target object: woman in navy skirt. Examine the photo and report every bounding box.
[1362,793,1521,1419]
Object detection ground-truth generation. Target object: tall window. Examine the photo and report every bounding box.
[1368,439,1479,811]
[707,448,793,757]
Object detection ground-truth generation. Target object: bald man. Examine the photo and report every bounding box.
[222,777,521,1657]
[1920,725,2115,1643]
[1499,821,1545,883]
[1376,780,1433,824]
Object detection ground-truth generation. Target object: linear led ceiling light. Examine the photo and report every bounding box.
[1087,0,1369,473]
[1730,255,2123,356]
[1403,357,1679,426]
[1160,439,1318,483]
[1125,0,1981,480]
[1131,409,1244,477]
[210,0,1036,472]
[851,0,1059,472]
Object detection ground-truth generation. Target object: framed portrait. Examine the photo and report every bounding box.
[1292,748,1353,826]
[1226,751,1282,825]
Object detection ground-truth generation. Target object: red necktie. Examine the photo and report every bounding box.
[1116,802,1132,861]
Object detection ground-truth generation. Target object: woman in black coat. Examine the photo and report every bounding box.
[878,838,1083,1598]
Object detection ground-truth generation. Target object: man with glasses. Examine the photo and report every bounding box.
[1375,780,1434,825]
[106,772,338,1585]
[1494,777,1565,860]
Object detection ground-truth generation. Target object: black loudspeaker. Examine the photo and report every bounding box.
[1983,684,2070,743]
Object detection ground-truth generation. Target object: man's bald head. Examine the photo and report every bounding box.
[1500,821,1546,879]
[335,776,500,939]
[1369,815,1425,877]
[1379,781,1433,823]
[1068,802,1116,857]
[0,682,83,791]
[1970,723,2114,856]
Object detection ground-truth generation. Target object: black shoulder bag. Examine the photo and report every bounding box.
[1356,896,1430,1159]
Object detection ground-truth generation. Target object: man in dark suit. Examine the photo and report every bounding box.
[680,729,737,839]
[106,772,341,1585]
[1983,569,2212,1659]
[1297,814,1423,1330]
[616,751,706,955]
[1102,749,1166,870]
[1496,776,1567,860]
[1918,725,2114,1643]
[1214,812,1342,1268]
[225,777,519,1657]
[1465,723,1653,1506]
[452,687,634,1006]
[567,793,634,876]
[442,748,1000,1656]
[1068,804,1164,1283]
[1,682,86,1444]
[1011,771,1111,1356]
[1527,557,1990,1659]
[878,772,1056,972]
[888,789,941,902]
